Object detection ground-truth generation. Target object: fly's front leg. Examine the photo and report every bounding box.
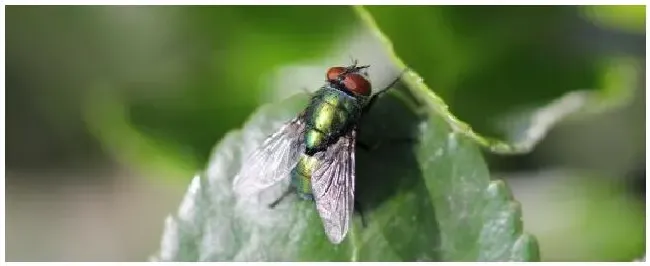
[362,85,393,114]
[362,69,407,114]
[358,68,416,151]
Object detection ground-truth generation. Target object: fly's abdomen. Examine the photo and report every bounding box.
[291,154,318,200]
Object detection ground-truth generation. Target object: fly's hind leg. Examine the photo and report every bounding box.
[268,186,295,209]
[354,200,368,228]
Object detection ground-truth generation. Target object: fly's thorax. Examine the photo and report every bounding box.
[291,154,318,200]
[304,87,363,154]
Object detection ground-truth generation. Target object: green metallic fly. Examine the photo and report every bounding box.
[233,61,401,244]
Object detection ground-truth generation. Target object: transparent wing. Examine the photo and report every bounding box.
[232,116,306,196]
[311,129,356,244]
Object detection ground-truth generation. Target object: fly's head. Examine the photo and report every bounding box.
[326,61,372,98]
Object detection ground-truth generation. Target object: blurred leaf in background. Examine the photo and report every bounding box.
[508,170,645,261]
[583,5,645,34]
[8,6,360,181]
[365,6,604,140]
[84,6,361,181]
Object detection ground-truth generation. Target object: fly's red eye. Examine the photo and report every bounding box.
[343,73,371,96]
[326,67,346,81]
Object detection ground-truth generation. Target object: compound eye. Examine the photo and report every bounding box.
[326,67,346,81]
[343,73,371,96]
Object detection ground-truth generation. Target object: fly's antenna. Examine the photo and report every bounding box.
[348,54,357,67]
[344,55,370,75]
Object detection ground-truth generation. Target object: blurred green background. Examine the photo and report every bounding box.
[5,5,645,261]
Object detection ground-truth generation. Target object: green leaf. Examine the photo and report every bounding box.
[153,77,540,261]
[153,5,643,262]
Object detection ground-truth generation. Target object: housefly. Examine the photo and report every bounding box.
[233,61,402,244]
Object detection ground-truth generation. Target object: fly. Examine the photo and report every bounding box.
[233,61,402,244]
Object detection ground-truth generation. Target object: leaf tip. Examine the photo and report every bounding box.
[511,233,541,261]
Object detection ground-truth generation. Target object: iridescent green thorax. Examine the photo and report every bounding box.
[303,86,364,155]
[291,86,365,199]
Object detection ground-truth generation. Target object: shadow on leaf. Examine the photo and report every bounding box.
[356,84,441,261]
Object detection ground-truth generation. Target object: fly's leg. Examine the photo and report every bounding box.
[358,68,416,151]
[362,86,392,114]
[362,69,407,114]
[268,187,295,209]
[354,200,368,228]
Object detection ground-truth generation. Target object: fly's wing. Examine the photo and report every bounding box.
[232,116,306,197]
[311,129,356,244]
